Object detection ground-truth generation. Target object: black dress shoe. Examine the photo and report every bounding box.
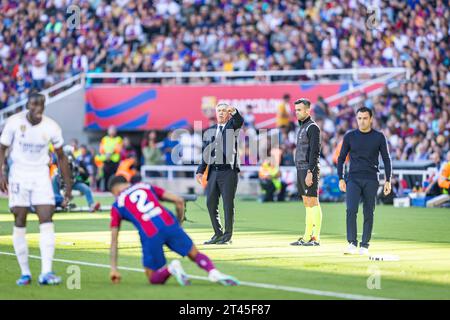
[290,237,306,246]
[216,238,232,245]
[204,235,223,245]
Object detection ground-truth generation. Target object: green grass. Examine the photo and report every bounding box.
[0,196,449,300]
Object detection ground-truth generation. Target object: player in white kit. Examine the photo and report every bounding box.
[0,93,72,286]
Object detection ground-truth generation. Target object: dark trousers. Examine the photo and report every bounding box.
[346,178,379,248]
[104,160,119,191]
[205,168,238,240]
[260,179,275,202]
[260,179,286,202]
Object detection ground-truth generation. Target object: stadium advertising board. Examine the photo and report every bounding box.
[85,83,384,130]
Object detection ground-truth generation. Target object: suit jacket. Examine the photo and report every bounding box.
[196,110,244,180]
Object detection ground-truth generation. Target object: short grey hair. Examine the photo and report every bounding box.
[216,102,230,109]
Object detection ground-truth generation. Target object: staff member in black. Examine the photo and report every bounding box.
[196,103,243,245]
[290,98,323,247]
[338,107,392,255]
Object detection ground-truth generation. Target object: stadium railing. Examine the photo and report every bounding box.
[141,165,333,180]
[85,67,408,84]
[141,164,437,196]
[84,67,408,131]
[0,67,407,128]
[0,73,85,127]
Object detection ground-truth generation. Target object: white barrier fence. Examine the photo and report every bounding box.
[141,165,329,181]
[141,165,437,185]
[0,67,407,128]
[85,67,408,84]
[0,73,84,127]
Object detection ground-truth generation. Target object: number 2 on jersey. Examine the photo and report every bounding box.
[129,189,162,221]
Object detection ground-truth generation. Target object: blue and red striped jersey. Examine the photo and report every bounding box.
[110,183,176,238]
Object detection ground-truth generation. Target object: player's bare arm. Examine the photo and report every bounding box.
[161,191,185,223]
[110,227,121,284]
[55,146,73,207]
[0,144,8,193]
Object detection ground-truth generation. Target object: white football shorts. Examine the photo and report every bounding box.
[8,167,55,208]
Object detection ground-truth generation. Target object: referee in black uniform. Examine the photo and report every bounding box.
[337,107,392,255]
[290,98,323,247]
[196,103,244,245]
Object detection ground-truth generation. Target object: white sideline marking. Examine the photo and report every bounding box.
[0,251,391,300]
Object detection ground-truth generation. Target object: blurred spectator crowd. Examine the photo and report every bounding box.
[1,0,449,107]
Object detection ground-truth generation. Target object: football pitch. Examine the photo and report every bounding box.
[0,196,449,300]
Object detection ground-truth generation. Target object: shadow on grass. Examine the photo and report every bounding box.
[1,242,449,300]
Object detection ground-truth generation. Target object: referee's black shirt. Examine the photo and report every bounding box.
[337,129,392,181]
[297,117,321,171]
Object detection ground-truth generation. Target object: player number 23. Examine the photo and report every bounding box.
[129,189,162,221]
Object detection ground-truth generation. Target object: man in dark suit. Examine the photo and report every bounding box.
[196,103,244,245]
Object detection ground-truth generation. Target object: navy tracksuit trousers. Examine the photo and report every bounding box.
[346,178,379,248]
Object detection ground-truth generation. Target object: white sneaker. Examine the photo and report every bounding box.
[208,269,239,286]
[168,260,191,286]
[359,247,369,256]
[344,243,358,255]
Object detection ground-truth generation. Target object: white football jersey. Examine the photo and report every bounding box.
[0,111,63,171]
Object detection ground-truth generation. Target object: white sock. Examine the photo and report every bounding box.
[13,226,31,276]
[39,222,55,275]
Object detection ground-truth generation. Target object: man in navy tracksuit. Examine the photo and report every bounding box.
[337,107,392,255]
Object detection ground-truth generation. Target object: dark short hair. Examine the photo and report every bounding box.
[27,92,45,105]
[294,98,311,108]
[108,175,128,191]
[356,106,373,117]
[130,173,142,184]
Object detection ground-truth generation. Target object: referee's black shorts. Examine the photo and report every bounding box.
[297,167,320,197]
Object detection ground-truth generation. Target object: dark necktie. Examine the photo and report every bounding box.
[212,125,224,162]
